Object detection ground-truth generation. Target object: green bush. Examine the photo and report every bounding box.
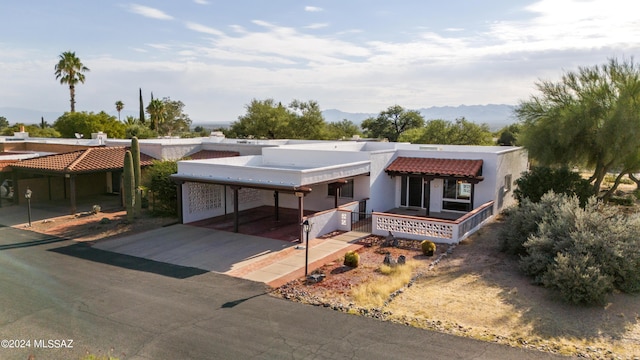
[499,192,565,256]
[519,194,580,280]
[420,240,436,256]
[508,192,640,305]
[514,166,593,207]
[145,160,178,216]
[542,252,613,305]
[343,250,360,268]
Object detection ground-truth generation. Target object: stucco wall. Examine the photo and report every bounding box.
[368,150,400,212]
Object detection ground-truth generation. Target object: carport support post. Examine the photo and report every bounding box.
[68,174,77,215]
[175,180,184,224]
[231,186,240,233]
[274,191,279,222]
[295,191,305,243]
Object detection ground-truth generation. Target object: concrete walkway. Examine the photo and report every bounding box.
[94,225,368,287]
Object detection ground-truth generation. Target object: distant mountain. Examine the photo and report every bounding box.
[322,104,517,131]
[3,104,518,131]
[0,107,65,124]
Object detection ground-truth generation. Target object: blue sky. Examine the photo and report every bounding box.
[1,0,638,123]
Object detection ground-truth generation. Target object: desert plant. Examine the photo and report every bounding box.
[123,150,135,222]
[499,192,568,256]
[420,240,436,256]
[542,252,614,305]
[131,136,142,217]
[99,217,111,224]
[145,160,178,216]
[343,250,360,268]
[353,259,417,307]
[514,166,593,207]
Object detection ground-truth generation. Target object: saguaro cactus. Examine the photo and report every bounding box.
[123,150,135,222]
[131,137,142,217]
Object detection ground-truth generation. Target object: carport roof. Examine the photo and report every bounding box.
[9,146,156,174]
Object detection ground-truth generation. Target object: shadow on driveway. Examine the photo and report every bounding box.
[49,243,209,279]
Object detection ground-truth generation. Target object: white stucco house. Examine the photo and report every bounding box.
[171,139,528,244]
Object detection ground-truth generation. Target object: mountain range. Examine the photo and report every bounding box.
[322,104,517,131]
[1,104,518,131]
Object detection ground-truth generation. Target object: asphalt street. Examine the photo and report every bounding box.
[0,225,568,360]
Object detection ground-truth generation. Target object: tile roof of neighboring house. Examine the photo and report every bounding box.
[0,160,19,172]
[184,150,240,160]
[385,157,483,179]
[8,147,156,174]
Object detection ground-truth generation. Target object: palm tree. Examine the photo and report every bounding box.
[54,51,90,112]
[147,98,165,133]
[115,100,124,121]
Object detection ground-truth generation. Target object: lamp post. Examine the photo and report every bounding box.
[302,219,311,276]
[25,187,32,227]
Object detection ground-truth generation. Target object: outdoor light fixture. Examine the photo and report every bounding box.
[25,187,32,227]
[302,219,311,276]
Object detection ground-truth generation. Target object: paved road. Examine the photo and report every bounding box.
[0,226,566,360]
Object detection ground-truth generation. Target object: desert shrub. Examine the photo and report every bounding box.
[499,192,565,256]
[343,250,360,268]
[99,217,111,224]
[513,194,640,304]
[519,195,581,280]
[514,166,593,207]
[420,240,436,256]
[542,252,614,305]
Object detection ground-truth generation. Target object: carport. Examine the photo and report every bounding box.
[8,147,155,214]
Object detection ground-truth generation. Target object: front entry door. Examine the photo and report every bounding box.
[408,176,423,207]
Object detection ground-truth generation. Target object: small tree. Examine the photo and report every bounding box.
[145,160,178,216]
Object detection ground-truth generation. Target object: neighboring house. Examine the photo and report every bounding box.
[8,147,156,213]
[1,133,242,213]
[172,141,528,244]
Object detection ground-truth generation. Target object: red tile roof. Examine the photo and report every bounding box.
[385,157,483,179]
[0,160,19,172]
[8,147,156,174]
[184,150,240,160]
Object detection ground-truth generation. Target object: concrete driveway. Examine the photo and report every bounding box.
[93,224,364,286]
[93,225,295,274]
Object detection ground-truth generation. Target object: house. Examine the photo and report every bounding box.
[172,140,528,244]
[1,133,241,213]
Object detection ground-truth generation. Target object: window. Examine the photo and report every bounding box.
[504,174,512,193]
[442,179,472,212]
[328,179,354,198]
[443,179,471,200]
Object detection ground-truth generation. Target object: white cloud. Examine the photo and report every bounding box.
[185,21,224,36]
[304,6,323,12]
[147,43,172,51]
[305,23,329,29]
[193,0,209,4]
[126,4,173,20]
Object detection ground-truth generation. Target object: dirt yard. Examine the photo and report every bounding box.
[18,208,177,243]
[275,218,640,359]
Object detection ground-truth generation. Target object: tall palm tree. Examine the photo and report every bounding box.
[54,51,90,112]
[115,100,124,121]
[147,98,165,133]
